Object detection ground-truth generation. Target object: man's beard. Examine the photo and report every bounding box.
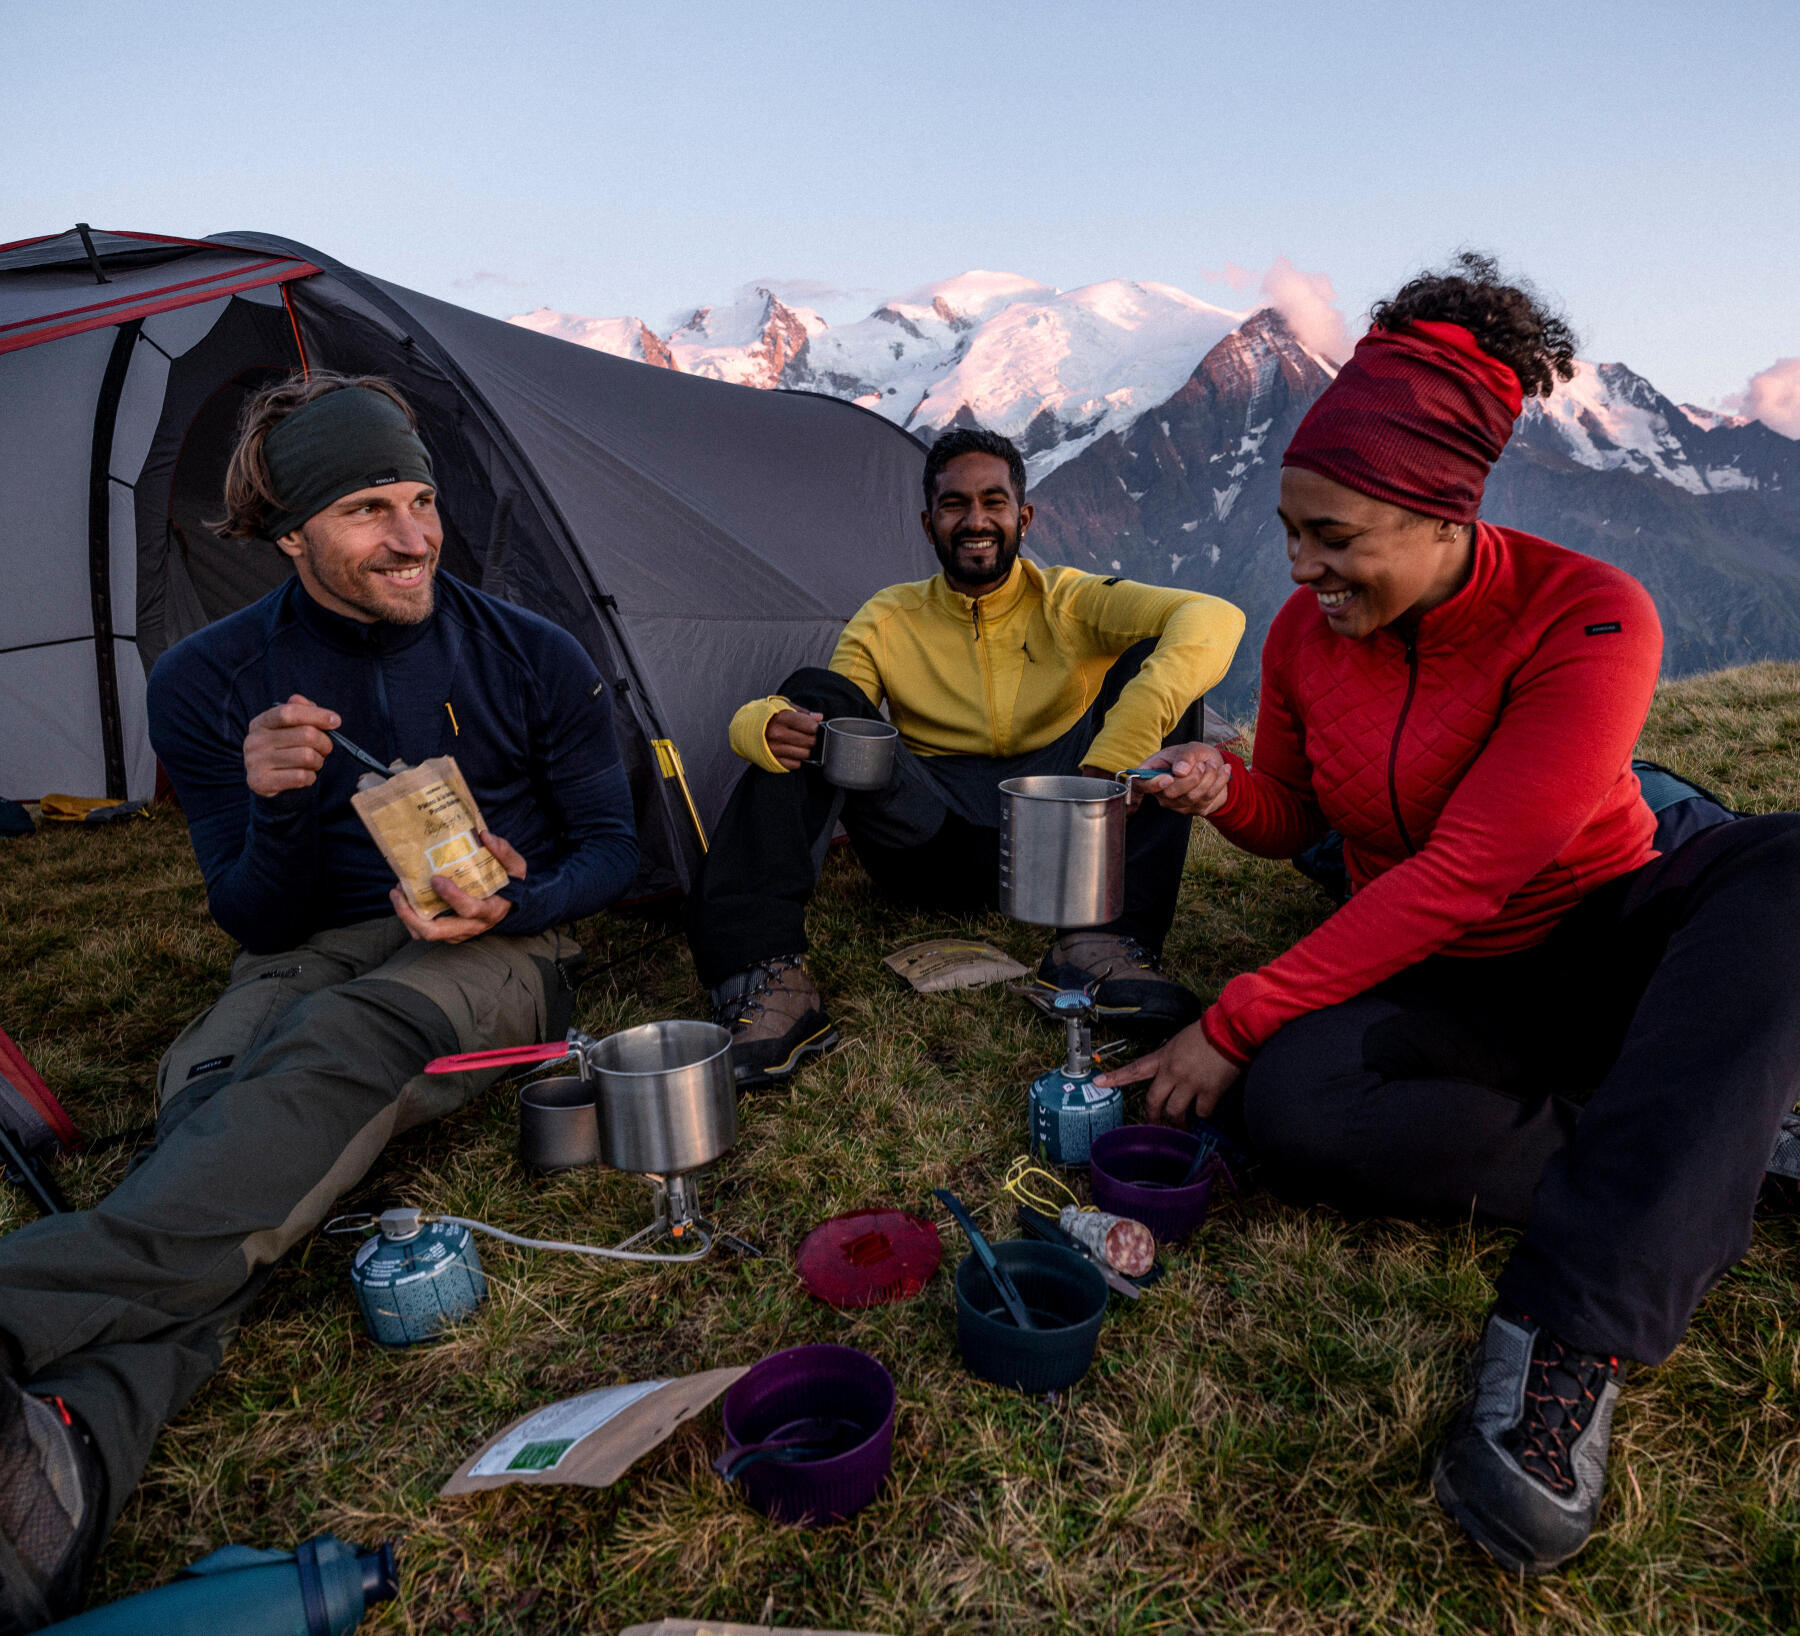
[306,545,439,625]
[932,520,1021,588]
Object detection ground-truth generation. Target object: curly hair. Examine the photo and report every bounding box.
[218,371,417,539]
[1370,252,1577,399]
[923,425,1027,507]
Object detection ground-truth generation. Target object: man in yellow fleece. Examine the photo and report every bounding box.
[684,427,1247,1085]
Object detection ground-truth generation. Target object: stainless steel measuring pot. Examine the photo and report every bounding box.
[591,1019,738,1177]
[997,775,1127,927]
[807,718,899,790]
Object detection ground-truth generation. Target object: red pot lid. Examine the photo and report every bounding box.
[796,1209,942,1307]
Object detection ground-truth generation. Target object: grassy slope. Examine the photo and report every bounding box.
[3,662,1799,1634]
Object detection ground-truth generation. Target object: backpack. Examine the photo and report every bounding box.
[0,1026,79,1215]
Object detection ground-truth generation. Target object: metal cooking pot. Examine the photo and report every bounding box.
[591,1019,737,1177]
[997,775,1127,927]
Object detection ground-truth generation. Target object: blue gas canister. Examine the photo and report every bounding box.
[1027,990,1123,1166]
[348,1209,486,1347]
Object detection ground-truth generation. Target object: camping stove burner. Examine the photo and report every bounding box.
[1018,987,1127,1167]
[616,1170,763,1259]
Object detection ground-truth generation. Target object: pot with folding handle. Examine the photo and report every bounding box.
[997,775,1127,928]
[424,1022,756,1256]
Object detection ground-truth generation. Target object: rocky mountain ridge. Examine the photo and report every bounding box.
[1027,310,1800,710]
[513,271,1245,477]
[511,273,1800,709]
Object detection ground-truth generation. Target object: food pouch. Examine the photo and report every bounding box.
[350,755,509,916]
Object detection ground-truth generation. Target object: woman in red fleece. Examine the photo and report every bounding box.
[1101,255,1800,1577]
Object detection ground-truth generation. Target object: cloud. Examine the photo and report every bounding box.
[1198,262,1256,292]
[1256,257,1352,363]
[1725,357,1800,438]
[452,269,530,290]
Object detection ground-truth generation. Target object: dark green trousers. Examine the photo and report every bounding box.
[0,917,574,1531]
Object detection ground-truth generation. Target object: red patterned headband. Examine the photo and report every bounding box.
[1282,319,1524,524]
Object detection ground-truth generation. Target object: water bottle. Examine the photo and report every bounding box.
[43,1533,396,1633]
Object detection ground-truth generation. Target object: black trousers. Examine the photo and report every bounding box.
[685,643,1197,989]
[1240,814,1800,1364]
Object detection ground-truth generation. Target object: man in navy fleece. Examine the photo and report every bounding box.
[0,374,636,1632]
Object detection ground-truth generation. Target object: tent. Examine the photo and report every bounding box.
[0,226,932,895]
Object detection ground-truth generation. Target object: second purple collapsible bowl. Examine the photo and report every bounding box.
[1089,1123,1218,1242]
[719,1344,895,1525]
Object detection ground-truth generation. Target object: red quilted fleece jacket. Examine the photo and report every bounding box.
[1201,523,1662,1065]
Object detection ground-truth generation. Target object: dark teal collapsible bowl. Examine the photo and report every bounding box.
[953,1240,1107,1393]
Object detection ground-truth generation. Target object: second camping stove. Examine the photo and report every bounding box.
[1025,989,1124,1166]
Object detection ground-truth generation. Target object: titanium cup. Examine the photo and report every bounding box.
[808,718,899,791]
[590,1019,737,1177]
[997,775,1127,927]
[517,1075,600,1173]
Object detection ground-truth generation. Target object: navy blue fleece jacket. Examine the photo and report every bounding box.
[147,575,638,953]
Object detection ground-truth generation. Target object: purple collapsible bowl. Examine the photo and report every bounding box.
[1089,1124,1217,1242]
[719,1345,895,1525]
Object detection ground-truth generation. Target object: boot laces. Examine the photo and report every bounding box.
[1509,1334,1619,1496]
[1114,935,1161,973]
[1068,933,1161,980]
[712,955,803,1032]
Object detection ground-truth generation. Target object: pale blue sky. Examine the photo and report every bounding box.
[7,0,1796,405]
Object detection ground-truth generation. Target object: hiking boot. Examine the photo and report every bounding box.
[0,1374,104,1633]
[1035,931,1203,1032]
[1432,1306,1623,1575]
[710,956,839,1088]
[1763,1112,1800,1214]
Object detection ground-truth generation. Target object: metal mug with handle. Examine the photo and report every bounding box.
[805,717,899,791]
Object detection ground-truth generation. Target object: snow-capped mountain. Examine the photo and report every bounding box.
[788,274,1246,472]
[512,273,1800,705]
[666,287,826,388]
[513,272,1246,477]
[514,270,1791,502]
[1519,360,1777,496]
[1026,309,1800,709]
[509,309,675,370]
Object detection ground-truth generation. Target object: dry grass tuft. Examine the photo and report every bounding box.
[2,662,1799,1630]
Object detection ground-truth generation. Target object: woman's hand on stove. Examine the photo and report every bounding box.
[1094,1019,1240,1125]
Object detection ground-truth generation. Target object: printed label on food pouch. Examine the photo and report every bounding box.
[467,1381,670,1477]
[351,755,509,916]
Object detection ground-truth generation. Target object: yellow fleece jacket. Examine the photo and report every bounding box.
[728,559,1245,775]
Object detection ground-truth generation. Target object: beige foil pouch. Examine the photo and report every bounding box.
[440,1367,750,1495]
[882,937,1028,993]
[350,755,509,916]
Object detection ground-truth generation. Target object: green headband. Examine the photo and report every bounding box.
[261,387,436,541]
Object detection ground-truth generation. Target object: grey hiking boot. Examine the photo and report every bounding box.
[1432,1306,1623,1575]
[1768,1111,1800,1178]
[709,955,839,1088]
[1035,931,1203,1033]
[0,1374,104,1633]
